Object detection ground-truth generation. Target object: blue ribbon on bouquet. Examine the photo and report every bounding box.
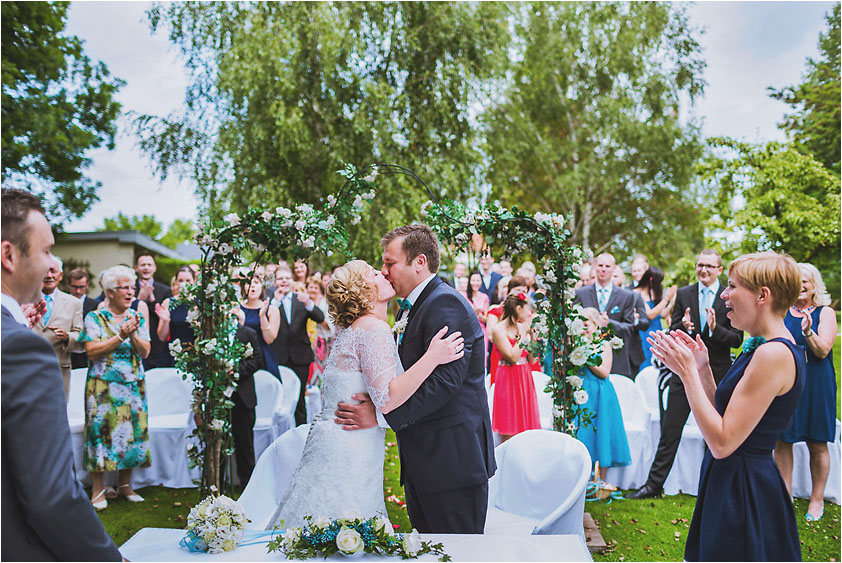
[179,529,280,552]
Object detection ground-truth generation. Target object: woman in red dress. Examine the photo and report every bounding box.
[491,292,541,441]
[487,275,528,386]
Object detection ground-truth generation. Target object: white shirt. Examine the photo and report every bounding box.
[1,292,28,325]
[595,280,613,304]
[399,274,437,321]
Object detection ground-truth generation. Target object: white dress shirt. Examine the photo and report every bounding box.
[1,292,28,325]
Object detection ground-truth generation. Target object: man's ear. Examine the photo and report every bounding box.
[1,240,18,274]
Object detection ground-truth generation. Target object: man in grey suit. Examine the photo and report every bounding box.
[574,253,640,377]
[32,256,84,401]
[1,188,121,561]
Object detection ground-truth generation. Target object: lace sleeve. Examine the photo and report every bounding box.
[356,323,398,410]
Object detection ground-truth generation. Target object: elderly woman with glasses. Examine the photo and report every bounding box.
[80,265,151,510]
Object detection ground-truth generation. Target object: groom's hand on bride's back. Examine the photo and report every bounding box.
[335,393,378,430]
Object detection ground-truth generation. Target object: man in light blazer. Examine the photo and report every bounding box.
[626,249,743,499]
[269,264,325,426]
[32,257,84,400]
[574,253,638,377]
[1,188,121,561]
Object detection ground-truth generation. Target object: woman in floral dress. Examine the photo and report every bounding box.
[81,265,151,510]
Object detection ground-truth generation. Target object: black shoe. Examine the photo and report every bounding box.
[624,484,663,500]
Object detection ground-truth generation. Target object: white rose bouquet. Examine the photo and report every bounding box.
[179,493,248,554]
[267,515,450,561]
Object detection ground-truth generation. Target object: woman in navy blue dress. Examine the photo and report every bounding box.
[650,251,805,562]
[774,262,838,522]
[633,267,677,369]
[239,265,281,379]
[156,265,197,367]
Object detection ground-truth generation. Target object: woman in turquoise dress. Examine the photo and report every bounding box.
[81,265,151,510]
[575,308,630,488]
[650,251,805,561]
[775,262,838,522]
[633,267,676,369]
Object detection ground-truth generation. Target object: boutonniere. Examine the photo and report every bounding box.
[392,318,408,335]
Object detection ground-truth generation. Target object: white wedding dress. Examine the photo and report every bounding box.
[266,323,401,530]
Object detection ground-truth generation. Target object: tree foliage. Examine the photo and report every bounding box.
[135,2,510,263]
[482,2,707,267]
[1,1,124,223]
[101,212,196,251]
[769,4,841,174]
[700,137,841,298]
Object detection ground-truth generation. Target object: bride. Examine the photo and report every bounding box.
[266,260,463,529]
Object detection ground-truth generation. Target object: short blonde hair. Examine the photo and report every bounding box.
[100,265,136,292]
[326,260,375,329]
[581,307,602,328]
[799,262,831,307]
[727,251,800,316]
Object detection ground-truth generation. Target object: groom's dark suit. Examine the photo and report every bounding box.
[383,276,496,534]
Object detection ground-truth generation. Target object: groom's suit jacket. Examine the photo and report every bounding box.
[383,276,497,494]
[1,306,121,561]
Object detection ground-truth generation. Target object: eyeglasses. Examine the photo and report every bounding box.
[696,263,721,270]
[113,286,134,292]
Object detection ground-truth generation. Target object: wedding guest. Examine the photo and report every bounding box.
[515,266,537,295]
[488,276,529,386]
[80,265,151,509]
[466,271,490,355]
[455,276,469,300]
[498,259,513,278]
[134,253,172,369]
[629,254,649,288]
[650,251,804,561]
[575,307,630,489]
[240,265,281,379]
[306,276,333,385]
[478,253,503,305]
[263,262,278,297]
[491,293,540,442]
[576,263,594,288]
[188,263,200,279]
[446,261,468,288]
[292,258,310,285]
[633,267,677,369]
[611,265,627,288]
[1,188,121,560]
[32,255,84,400]
[69,267,100,369]
[155,265,196,367]
[270,263,325,425]
[775,262,838,522]
[230,306,265,485]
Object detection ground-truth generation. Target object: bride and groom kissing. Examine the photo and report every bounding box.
[267,223,497,534]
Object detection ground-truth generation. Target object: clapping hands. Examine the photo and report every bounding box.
[648,330,710,383]
[119,315,140,340]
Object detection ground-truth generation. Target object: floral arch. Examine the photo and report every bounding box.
[172,163,613,495]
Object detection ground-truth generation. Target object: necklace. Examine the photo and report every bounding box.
[791,304,815,315]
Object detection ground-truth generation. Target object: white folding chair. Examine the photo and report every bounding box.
[603,374,655,490]
[532,371,554,430]
[485,429,591,542]
[145,368,193,428]
[277,366,301,434]
[253,370,285,461]
[239,424,311,529]
[67,367,87,434]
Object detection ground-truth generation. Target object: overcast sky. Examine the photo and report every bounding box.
[63,1,836,232]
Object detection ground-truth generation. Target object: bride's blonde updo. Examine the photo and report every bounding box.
[326,260,376,329]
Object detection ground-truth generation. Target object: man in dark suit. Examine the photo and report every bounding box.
[135,253,172,369]
[335,224,496,534]
[269,264,324,426]
[477,252,503,305]
[574,253,639,377]
[229,313,264,485]
[1,188,121,561]
[68,268,99,369]
[626,249,743,499]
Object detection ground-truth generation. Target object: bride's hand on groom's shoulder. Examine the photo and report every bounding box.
[335,393,377,431]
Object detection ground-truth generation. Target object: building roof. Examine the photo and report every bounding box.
[55,230,196,261]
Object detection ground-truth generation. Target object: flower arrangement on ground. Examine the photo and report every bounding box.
[267,515,450,561]
[179,492,249,554]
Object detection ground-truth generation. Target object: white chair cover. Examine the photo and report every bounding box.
[604,374,655,489]
[634,366,661,418]
[67,368,87,434]
[306,385,322,424]
[791,419,841,504]
[532,371,554,430]
[253,370,285,462]
[239,424,311,529]
[277,366,300,434]
[485,429,591,542]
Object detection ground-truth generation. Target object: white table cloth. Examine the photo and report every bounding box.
[120,528,593,562]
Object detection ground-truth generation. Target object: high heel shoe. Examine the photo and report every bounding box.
[805,509,823,522]
[117,484,144,503]
[91,489,107,510]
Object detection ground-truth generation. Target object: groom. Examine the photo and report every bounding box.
[336,224,496,534]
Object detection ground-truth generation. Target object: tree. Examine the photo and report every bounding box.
[482,2,707,267]
[700,137,841,298]
[1,1,124,223]
[769,4,840,174]
[101,213,196,251]
[134,2,510,264]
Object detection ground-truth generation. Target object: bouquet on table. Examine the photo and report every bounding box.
[268,515,450,561]
[179,491,248,553]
